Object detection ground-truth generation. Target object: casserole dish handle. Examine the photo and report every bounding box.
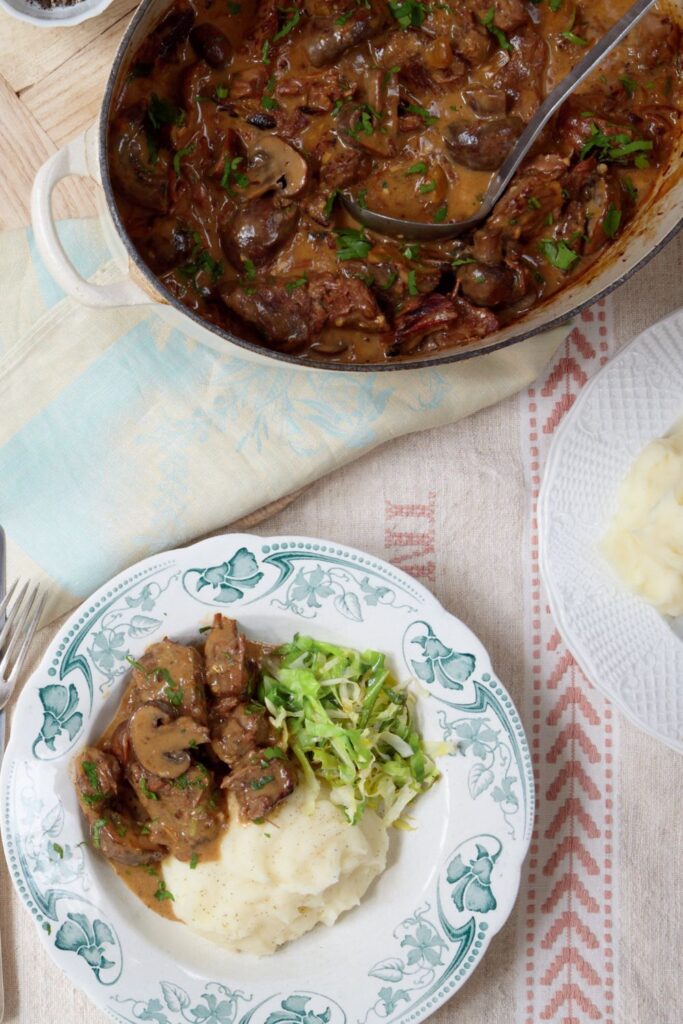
[31,128,151,308]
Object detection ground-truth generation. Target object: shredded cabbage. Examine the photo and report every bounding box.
[260,634,439,825]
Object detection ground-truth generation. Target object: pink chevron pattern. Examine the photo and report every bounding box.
[517,301,619,1024]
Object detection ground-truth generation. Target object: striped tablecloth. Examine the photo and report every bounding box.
[2,228,682,1024]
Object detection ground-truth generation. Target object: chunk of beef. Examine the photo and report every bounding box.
[556,160,623,255]
[222,274,387,348]
[189,23,231,68]
[223,750,297,821]
[471,0,528,33]
[124,639,208,725]
[211,702,277,766]
[624,13,680,72]
[463,86,508,118]
[137,217,194,271]
[74,747,164,865]
[472,154,567,265]
[221,198,299,269]
[304,3,387,67]
[390,294,499,356]
[109,107,170,214]
[136,7,195,66]
[446,116,524,170]
[204,614,249,704]
[317,139,372,188]
[457,261,527,306]
[491,29,547,119]
[127,760,222,860]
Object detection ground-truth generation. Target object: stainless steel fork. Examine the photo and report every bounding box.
[0,528,46,1023]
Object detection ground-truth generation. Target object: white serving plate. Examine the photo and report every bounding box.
[2,533,532,1023]
[539,308,683,752]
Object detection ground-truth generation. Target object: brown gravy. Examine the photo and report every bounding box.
[108,0,682,364]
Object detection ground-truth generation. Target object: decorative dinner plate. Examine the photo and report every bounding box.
[2,534,533,1023]
[539,308,683,752]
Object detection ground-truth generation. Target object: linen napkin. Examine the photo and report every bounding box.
[0,218,566,623]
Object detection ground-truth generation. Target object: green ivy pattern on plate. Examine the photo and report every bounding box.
[111,981,252,1024]
[32,564,178,760]
[4,761,122,984]
[2,534,533,1024]
[363,834,501,1024]
[183,548,264,605]
[407,624,476,691]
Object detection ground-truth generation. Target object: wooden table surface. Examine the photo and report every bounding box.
[0,0,138,230]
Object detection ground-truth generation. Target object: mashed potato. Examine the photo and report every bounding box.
[603,419,683,616]
[163,785,389,955]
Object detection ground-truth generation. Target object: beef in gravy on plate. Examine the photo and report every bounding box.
[73,614,296,915]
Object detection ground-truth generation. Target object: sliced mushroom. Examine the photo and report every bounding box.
[129,701,209,779]
[236,127,309,199]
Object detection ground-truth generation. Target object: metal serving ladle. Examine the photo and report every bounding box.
[342,0,658,241]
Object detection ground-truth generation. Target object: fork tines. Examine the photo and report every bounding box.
[0,580,46,700]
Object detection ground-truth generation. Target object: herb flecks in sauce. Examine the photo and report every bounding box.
[108,0,682,363]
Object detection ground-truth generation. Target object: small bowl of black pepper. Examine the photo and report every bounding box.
[0,0,113,27]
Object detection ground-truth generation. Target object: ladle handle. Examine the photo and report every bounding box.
[482,0,659,217]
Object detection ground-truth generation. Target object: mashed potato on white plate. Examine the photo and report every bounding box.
[163,784,388,955]
[603,419,683,616]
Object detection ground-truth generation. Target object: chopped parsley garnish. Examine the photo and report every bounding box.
[178,236,224,285]
[198,625,212,634]
[622,176,638,202]
[154,880,175,902]
[405,161,427,175]
[335,7,355,24]
[91,818,107,849]
[190,852,199,869]
[403,243,420,260]
[52,842,64,859]
[331,98,345,117]
[451,257,475,267]
[562,29,588,45]
[334,227,373,261]
[434,205,447,223]
[262,39,271,64]
[243,258,257,281]
[173,144,195,177]
[148,93,185,130]
[81,761,105,806]
[603,203,621,238]
[619,75,637,98]
[549,0,563,10]
[139,776,159,801]
[579,123,653,166]
[527,196,541,209]
[250,774,274,790]
[215,84,229,99]
[125,656,146,672]
[273,7,302,41]
[139,824,151,835]
[227,1,241,11]
[538,239,580,271]
[221,155,249,194]
[357,189,368,209]
[418,180,436,194]
[350,102,383,137]
[381,270,398,289]
[406,270,419,296]
[155,667,183,707]
[261,74,280,111]
[285,274,308,294]
[545,212,554,225]
[145,866,158,876]
[480,7,512,50]
[388,0,429,29]
[405,102,438,127]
